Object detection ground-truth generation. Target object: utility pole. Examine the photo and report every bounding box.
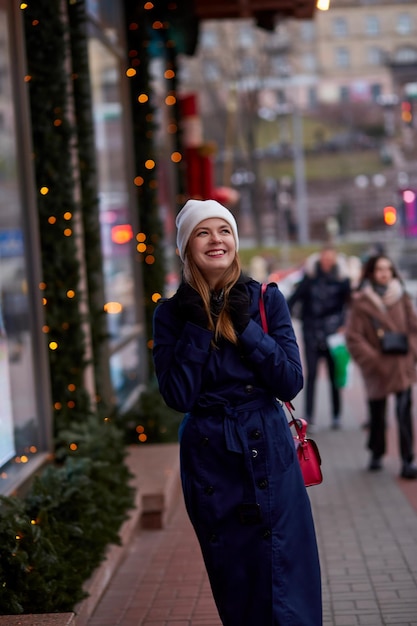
[292,104,309,244]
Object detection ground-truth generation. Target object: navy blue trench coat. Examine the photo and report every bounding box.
[153,277,322,626]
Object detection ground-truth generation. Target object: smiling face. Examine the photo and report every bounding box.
[187,218,236,287]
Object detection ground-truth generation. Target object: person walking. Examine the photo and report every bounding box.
[287,246,351,430]
[345,254,417,479]
[152,199,322,626]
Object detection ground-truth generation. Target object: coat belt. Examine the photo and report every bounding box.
[192,395,275,524]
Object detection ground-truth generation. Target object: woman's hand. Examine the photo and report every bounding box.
[177,283,209,328]
[228,283,250,334]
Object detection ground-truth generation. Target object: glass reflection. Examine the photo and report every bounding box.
[88,35,140,405]
[0,3,40,476]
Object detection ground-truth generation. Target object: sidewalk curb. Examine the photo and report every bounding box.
[75,444,181,626]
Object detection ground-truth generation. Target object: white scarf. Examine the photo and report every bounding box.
[362,278,404,312]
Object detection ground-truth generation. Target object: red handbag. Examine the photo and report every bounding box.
[259,284,323,487]
[285,405,323,487]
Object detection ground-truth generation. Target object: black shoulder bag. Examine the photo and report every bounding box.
[371,318,408,355]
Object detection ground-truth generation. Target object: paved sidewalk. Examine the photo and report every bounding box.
[85,362,417,626]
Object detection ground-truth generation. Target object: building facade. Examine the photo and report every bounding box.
[0,0,147,495]
[177,1,417,240]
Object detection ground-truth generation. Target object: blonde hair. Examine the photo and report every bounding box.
[183,252,242,344]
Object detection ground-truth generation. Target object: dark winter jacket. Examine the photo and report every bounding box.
[152,277,322,626]
[287,253,351,349]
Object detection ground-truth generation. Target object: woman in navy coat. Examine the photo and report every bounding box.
[153,199,322,626]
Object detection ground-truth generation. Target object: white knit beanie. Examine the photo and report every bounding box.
[175,199,239,261]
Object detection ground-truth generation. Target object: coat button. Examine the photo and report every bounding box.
[200,436,209,447]
[258,479,268,489]
[262,529,271,539]
[204,485,214,495]
[251,449,258,458]
[245,384,254,394]
[251,429,262,439]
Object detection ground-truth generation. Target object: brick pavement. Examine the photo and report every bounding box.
[84,360,417,626]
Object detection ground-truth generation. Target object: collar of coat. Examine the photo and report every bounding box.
[361,278,404,312]
[303,252,350,280]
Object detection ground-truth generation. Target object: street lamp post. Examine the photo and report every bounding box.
[292,104,309,244]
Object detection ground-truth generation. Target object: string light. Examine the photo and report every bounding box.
[104,302,123,314]
[165,95,176,106]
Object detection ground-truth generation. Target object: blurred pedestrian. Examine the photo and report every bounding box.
[153,199,322,626]
[345,254,417,479]
[287,246,351,430]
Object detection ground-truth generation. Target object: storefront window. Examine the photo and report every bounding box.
[86,0,123,47]
[88,33,141,406]
[0,2,42,486]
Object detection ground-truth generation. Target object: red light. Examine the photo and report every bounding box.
[401,101,413,124]
[111,224,133,244]
[383,206,397,226]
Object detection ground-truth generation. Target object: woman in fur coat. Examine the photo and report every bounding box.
[345,254,417,479]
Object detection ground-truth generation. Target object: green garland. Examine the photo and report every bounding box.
[66,0,112,412]
[23,0,91,428]
[122,0,169,360]
[0,418,134,614]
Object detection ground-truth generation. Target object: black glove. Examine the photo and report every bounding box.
[228,283,250,334]
[177,283,208,328]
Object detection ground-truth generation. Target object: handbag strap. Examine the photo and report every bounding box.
[370,317,385,338]
[259,282,268,331]
[259,283,303,440]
